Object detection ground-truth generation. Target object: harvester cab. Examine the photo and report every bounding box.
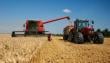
[24,20,45,35]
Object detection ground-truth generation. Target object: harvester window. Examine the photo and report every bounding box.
[28,21,37,31]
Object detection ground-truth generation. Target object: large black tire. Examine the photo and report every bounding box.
[63,35,68,40]
[24,31,29,36]
[93,32,104,44]
[68,32,73,42]
[73,32,84,44]
[11,31,16,37]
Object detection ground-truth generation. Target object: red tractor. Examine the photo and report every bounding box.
[63,19,104,44]
[12,16,70,37]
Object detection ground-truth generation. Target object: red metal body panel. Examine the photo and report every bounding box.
[81,27,93,35]
[37,21,44,33]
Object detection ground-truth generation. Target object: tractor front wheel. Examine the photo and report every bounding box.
[74,32,84,44]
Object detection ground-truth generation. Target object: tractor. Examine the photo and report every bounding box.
[63,19,104,44]
[12,16,70,37]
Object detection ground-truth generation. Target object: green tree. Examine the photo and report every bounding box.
[96,28,101,32]
[104,28,109,33]
[103,28,110,37]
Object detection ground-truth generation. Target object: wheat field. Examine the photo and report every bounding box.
[0,34,110,63]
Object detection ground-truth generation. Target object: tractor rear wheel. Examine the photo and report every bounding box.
[93,32,104,44]
[63,35,68,40]
[74,32,84,44]
[68,32,73,42]
[12,31,16,37]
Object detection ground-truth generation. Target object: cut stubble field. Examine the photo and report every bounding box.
[0,34,110,63]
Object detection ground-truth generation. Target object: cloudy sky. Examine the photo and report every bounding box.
[0,0,110,33]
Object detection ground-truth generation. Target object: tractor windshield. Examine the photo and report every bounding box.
[78,21,89,30]
[79,21,89,27]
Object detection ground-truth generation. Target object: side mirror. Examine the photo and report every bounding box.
[92,21,94,24]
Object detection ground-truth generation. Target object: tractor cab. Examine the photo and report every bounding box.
[74,19,94,32]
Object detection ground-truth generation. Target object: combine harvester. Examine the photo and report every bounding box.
[63,19,104,44]
[12,16,70,37]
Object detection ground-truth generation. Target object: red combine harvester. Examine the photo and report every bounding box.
[12,16,70,37]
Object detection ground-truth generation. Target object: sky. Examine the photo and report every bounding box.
[0,0,110,34]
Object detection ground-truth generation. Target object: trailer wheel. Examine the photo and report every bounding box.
[74,32,84,44]
[12,31,16,37]
[93,32,104,44]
